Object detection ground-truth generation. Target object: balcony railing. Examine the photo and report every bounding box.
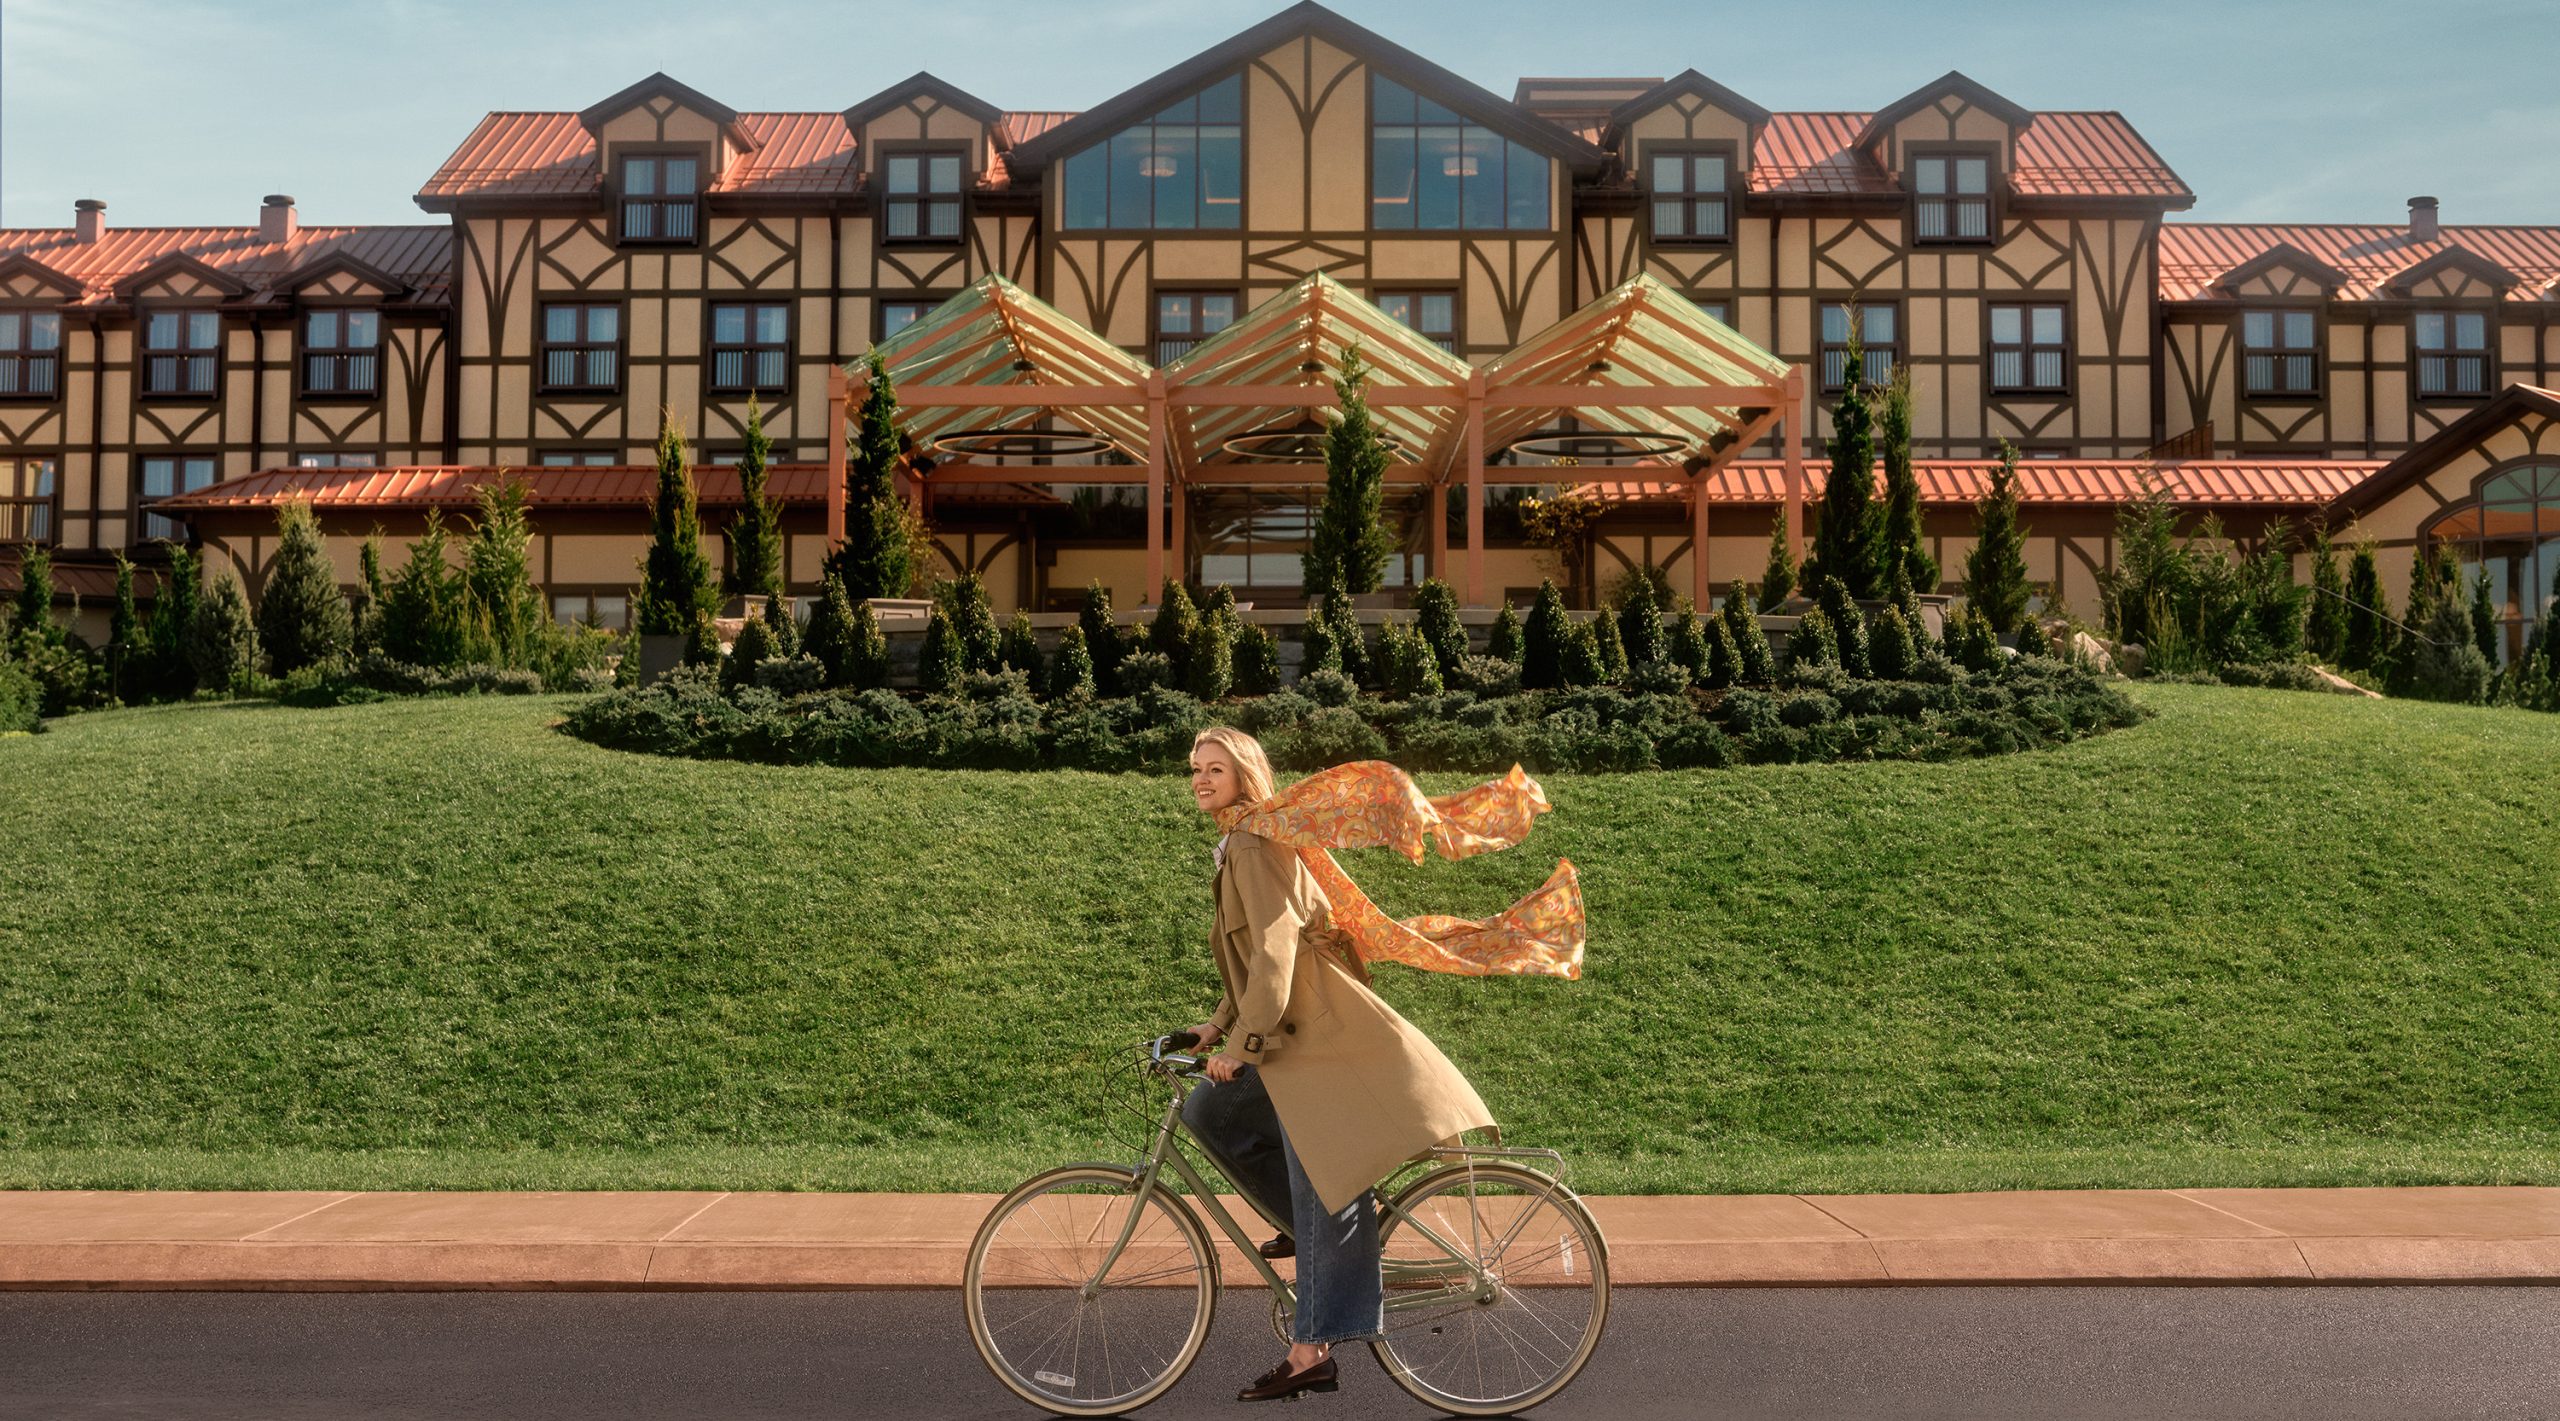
[0,353,59,397]
[0,498,51,542]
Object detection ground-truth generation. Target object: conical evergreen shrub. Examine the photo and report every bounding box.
[2471,569,2500,665]
[1047,623,1097,699]
[187,567,260,693]
[1232,621,1282,695]
[106,552,142,702]
[1616,575,1665,668]
[1722,581,1774,683]
[917,604,964,693]
[999,610,1044,683]
[1184,612,1233,700]
[1705,615,1742,688]
[1789,606,1838,670]
[1322,592,1371,687]
[1593,604,1627,683]
[256,499,352,675]
[1414,577,1468,673]
[1561,618,1607,688]
[1299,603,1341,676]
[1815,576,1869,677]
[1870,604,1918,679]
[12,540,56,642]
[145,541,203,699]
[1150,579,1199,685]
[1487,599,1524,663]
[1078,581,1126,693]
[462,478,541,667]
[1522,579,1573,689]
[381,509,468,668]
[1666,603,1709,679]
[940,573,1000,673]
[801,573,860,687]
[1200,583,1239,626]
[1758,516,1796,611]
[2306,530,2346,661]
[2341,542,2390,671]
[722,609,777,690]
[352,533,387,656]
[2014,612,2053,658]
[680,612,723,669]
[636,413,718,636]
[823,351,917,601]
[1964,442,2032,633]
[848,601,890,689]
[721,394,785,602]
[761,588,799,657]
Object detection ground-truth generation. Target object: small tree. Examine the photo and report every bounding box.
[187,566,260,693]
[1592,604,1627,683]
[722,394,785,604]
[1722,581,1775,683]
[1615,574,1665,669]
[999,610,1044,683]
[1522,579,1574,689]
[1808,329,1881,598]
[1299,603,1341,676]
[722,608,777,691]
[1413,577,1468,674]
[2470,568,2501,666]
[1870,603,1918,679]
[680,610,723,670]
[106,552,142,701]
[2340,541,2391,672]
[1666,602,1710,680]
[1304,344,1395,596]
[1232,621,1282,695]
[1199,582,1239,626]
[1323,592,1371,686]
[1963,442,2033,633]
[1047,623,1097,698]
[256,499,352,675]
[1381,619,1443,698]
[824,351,921,601]
[11,539,57,643]
[1184,613,1234,700]
[1758,513,1797,611]
[940,572,1001,674]
[760,587,800,658]
[1150,578,1199,685]
[1561,619,1607,688]
[847,600,891,689]
[1816,575,1870,678]
[1704,615,1742,689]
[636,413,718,636]
[352,532,388,656]
[380,510,469,668]
[1078,581,1127,693]
[1789,606,1837,669]
[2410,595,2493,704]
[1875,367,1935,595]
[1486,599,1524,664]
[917,604,964,693]
[463,477,541,666]
[800,573,859,687]
[2306,529,2347,662]
[145,540,204,699]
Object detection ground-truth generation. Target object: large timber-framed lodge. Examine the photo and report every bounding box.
[3,1,2556,657]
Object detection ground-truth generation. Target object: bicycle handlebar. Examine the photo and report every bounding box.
[1148,1031,1206,1075]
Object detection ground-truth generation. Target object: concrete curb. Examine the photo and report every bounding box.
[1,1187,2554,1291]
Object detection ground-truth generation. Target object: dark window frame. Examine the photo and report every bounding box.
[1367,72,1553,234]
[2412,305,2496,402]
[876,294,955,344]
[547,584,637,631]
[1818,299,1900,393]
[536,449,622,467]
[1057,70,1248,234]
[706,298,794,396]
[614,146,707,248]
[1986,300,2072,398]
[138,304,223,399]
[0,307,64,401]
[1150,287,1241,365]
[538,301,625,395]
[291,451,380,468]
[877,143,970,246]
[1642,140,1738,248]
[1372,287,1461,355]
[2238,305,2324,401]
[0,452,59,543]
[295,304,384,401]
[1907,144,1999,247]
[135,451,218,544]
[1692,297,1734,328]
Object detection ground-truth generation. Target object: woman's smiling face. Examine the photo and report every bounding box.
[1189,743,1243,813]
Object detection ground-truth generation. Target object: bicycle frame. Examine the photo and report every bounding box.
[1079,1063,1508,1317]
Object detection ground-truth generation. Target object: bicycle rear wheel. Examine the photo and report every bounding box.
[962,1165,1218,1416]
[1369,1161,1609,1416]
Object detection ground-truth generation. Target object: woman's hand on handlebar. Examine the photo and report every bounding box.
[1201,1052,1242,1084]
[1184,1022,1225,1052]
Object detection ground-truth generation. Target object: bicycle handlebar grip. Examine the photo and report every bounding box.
[1162,1030,1202,1052]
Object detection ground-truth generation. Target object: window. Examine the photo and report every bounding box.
[1694,298,1731,327]
[1153,290,1238,364]
[879,300,940,341]
[551,589,633,630]
[709,302,790,394]
[1371,74,1549,231]
[1988,303,2067,394]
[1374,290,1457,354]
[2429,463,2560,664]
[300,308,380,398]
[293,451,378,468]
[1060,73,1243,230]
[2415,309,2490,398]
[138,455,216,542]
[2242,309,2320,397]
[619,153,700,243]
[1193,486,1422,589]
[1911,152,1991,243]
[1649,147,1732,244]
[540,304,621,393]
[538,450,619,466]
[1820,303,1897,390]
[0,311,61,397]
[141,309,220,395]
[1,456,55,542]
[883,150,965,242]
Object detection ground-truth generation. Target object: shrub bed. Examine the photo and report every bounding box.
[561,654,2143,774]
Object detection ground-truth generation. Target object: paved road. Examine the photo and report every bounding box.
[2,1287,2555,1419]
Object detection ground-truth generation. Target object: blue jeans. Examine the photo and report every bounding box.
[1179,1064,1383,1346]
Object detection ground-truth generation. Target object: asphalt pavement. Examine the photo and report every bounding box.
[3,1286,2555,1420]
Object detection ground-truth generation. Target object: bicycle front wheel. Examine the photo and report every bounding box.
[962,1164,1218,1416]
[1370,1161,1610,1417]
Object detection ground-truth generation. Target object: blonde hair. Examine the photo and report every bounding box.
[1191,726,1276,806]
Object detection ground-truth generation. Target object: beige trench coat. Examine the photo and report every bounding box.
[1206,829,1496,1214]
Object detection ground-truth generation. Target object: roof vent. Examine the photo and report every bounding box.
[74,198,106,245]
[261,194,298,245]
[2409,195,2439,243]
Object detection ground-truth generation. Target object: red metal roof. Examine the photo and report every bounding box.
[2159,223,2560,303]
[148,464,841,514]
[1751,111,2189,201]
[0,225,451,305]
[1582,458,2380,507]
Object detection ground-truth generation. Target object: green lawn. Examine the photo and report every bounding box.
[2,684,2554,1195]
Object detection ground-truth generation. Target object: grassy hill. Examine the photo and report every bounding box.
[1,683,2553,1195]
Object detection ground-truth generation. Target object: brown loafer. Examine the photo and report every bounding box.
[1258,1233,1295,1260]
[1239,1354,1337,1402]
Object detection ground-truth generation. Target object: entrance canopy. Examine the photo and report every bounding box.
[851,271,1810,606]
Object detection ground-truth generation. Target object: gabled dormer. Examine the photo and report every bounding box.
[112,252,248,305]
[2211,242,2351,301]
[0,252,84,306]
[578,73,759,245]
[278,251,407,302]
[1859,71,2029,245]
[843,73,1006,245]
[1607,71,1771,247]
[2384,245,2523,302]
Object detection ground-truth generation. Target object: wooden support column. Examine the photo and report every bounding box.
[1143,370,1168,599]
[1464,369,1486,606]
[1427,479,1448,582]
[1784,365,1808,564]
[825,364,850,550]
[1691,480,1710,610]
[1169,469,1187,589]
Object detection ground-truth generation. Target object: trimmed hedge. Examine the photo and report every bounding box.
[562,653,2143,774]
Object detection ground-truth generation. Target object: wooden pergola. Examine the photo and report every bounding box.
[826,271,1810,607]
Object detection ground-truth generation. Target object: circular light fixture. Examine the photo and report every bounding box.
[928,428,1116,460]
[1141,155,1178,178]
[1220,417,1406,462]
[1501,430,1690,463]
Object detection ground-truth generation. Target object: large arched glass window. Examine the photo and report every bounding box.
[1059,75,1243,231]
[2427,462,2560,664]
[1369,75,1550,231]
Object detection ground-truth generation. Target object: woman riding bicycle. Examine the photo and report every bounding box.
[1181,727,1526,1403]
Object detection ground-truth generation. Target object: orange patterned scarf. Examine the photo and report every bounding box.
[1213,761,1585,980]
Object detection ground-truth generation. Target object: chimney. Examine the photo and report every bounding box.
[260,194,298,244]
[74,198,106,244]
[2409,195,2440,243]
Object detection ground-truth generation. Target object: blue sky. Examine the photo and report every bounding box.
[5,0,2555,230]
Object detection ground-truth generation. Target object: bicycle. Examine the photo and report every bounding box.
[963,1032,1610,1416]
